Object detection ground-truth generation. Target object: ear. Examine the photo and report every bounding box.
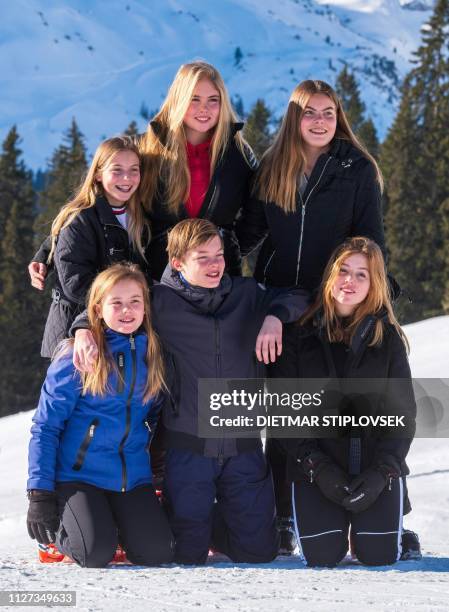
[171,257,183,272]
[95,172,102,183]
[94,304,102,318]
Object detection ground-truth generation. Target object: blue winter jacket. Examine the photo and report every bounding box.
[28,329,162,493]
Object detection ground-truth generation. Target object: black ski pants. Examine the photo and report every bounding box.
[292,476,404,567]
[55,482,174,567]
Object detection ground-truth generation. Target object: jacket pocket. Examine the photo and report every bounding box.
[72,418,99,471]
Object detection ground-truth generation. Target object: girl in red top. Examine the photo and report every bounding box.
[139,60,260,279]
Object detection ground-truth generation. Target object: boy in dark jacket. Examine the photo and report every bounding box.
[72,218,309,565]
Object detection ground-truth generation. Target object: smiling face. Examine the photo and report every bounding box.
[171,235,225,288]
[96,150,140,207]
[331,253,371,317]
[97,279,145,334]
[183,78,221,145]
[300,93,337,154]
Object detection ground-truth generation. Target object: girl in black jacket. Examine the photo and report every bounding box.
[243,79,385,288]
[39,136,150,358]
[271,237,416,567]
[138,60,258,279]
[240,79,387,552]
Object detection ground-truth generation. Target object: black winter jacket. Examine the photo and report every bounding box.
[71,269,310,457]
[270,315,415,485]
[240,139,386,291]
[41,196,150,358]
[146,121,259,280]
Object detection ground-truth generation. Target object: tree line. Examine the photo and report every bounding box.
[0,0,448,415]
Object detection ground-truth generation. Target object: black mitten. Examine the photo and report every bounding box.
[342,468,388,513]
[26,490,59,544]
[301,452,350,506]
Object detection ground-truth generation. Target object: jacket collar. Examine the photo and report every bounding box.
[95,195,126,228]
[160,265,233,314]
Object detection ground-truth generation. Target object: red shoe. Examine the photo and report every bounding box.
[110,544,129,564]
[38,543,65,563]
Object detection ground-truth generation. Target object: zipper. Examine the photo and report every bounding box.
[116,352,125,393]
[201,183,218,219]
[214,316,225,463]
[295,157,332,285]
[118,334,137,492]
[263,249,276,285]
[214,317,221,376]
[72,418,99,471]
[144,419,152,453]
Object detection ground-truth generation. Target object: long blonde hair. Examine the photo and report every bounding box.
[139,60,250,215]
[303,237,408,350]
[255,79,383,213]
[48,136,149,263]
[80,263,166,401]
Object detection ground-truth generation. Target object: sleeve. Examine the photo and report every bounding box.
[31,235,52,265]
[54,215,100,305]
[351,162,386,260]
[234,195,269,257]
[255,283,311,324]
[372,330,416,473]
[69,309,89,335]
[27,354,82,491]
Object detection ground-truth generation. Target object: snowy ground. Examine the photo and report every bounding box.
[0,316,448,611]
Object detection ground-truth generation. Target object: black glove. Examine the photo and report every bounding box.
[26,490,59,545]
[342,468,389,513]
[301,452,350,506]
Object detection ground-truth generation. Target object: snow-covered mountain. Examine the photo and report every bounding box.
[1,0,433,169]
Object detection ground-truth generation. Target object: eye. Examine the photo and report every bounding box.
[303,110,313,116]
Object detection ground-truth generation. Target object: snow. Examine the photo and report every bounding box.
[0,315,448,609]
[0,0,434,170]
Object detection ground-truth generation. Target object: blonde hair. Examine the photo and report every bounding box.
[167,218,223,262]
[80,263,165,401]
[48,136,149,263]
[303,237,408,350]
[255,79,383,213]
[139,60,250,215]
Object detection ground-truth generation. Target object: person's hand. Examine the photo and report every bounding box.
[342,468,388,513]
[73,329,98,373]
[28,262,47,290]
[26,490,59,545]
[255,315,282,364]
[302,453,350,506]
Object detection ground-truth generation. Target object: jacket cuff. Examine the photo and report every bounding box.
[267,304,289,323]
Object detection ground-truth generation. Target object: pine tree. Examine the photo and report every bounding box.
[34,118,88,245]
[358,118,380,160]
[124,120,139,137]
[335,66,365,134]
[335,66,380,159]
[0,128,45,414]
[243,99,272,160]
[382,0,449,322]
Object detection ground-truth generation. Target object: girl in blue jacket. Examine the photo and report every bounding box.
[27,263,174,567]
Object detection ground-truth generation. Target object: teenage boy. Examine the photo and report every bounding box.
[72,218,309,565]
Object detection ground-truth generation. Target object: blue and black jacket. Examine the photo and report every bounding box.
[28,329,163,493]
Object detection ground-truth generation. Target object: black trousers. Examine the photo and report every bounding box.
[292,476,404,567]
[55,482,175,568]
[266,437,292,517]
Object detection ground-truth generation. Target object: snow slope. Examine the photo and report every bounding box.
[0,315,448,611]
[0,0,433,169]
